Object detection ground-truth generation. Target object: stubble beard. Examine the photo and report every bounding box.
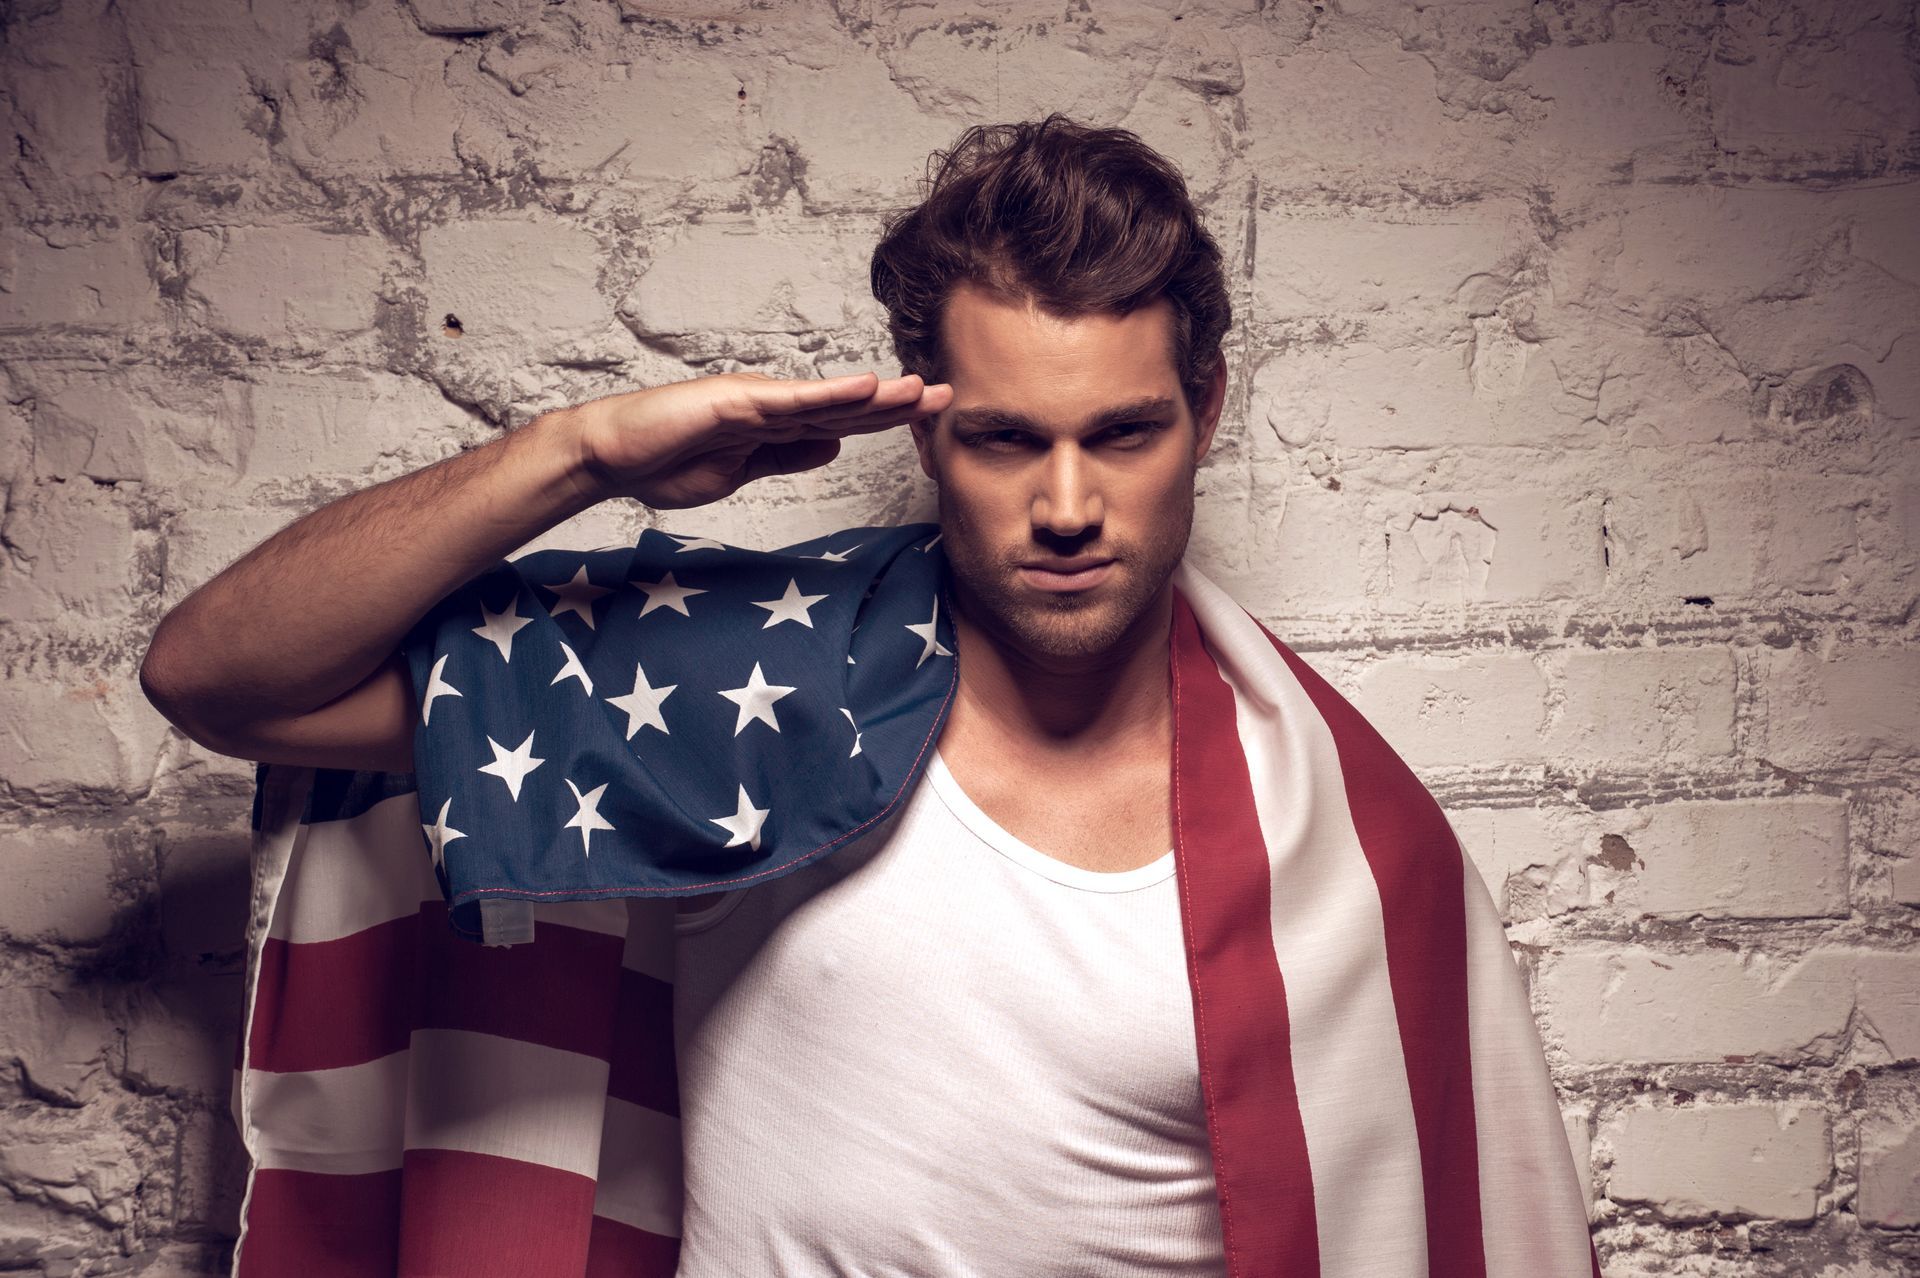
[935,477,1196,663]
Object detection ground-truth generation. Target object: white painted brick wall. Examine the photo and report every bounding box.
[1,0,1915,1274]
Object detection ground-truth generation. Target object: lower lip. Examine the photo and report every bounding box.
[1019,561,1115,591]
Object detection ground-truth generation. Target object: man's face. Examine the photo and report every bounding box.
[909,282,1225,664]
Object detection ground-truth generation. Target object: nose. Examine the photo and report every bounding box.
[1030,442,1103,536]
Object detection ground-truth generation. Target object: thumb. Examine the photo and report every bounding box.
[740,437,842,484]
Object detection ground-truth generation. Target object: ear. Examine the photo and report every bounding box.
[909,415,940,483]
[1192,357,1227,464]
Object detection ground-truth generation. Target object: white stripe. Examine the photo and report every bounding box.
[1174,561,1430,1278]
[267,789,438,943]
[404,1028,610,1180]
[244,1050,409,1174]
[591,1096,684,1238]
[1453,815,1596,1274]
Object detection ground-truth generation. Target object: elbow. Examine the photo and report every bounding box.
[139,632,212,746]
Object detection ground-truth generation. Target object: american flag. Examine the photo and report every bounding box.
[228,523,1604,1277]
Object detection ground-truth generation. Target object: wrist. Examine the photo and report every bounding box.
[527,401,613,510]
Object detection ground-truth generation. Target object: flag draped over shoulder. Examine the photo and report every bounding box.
[229,521,1604,1278]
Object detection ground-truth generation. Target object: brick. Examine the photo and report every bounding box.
[623,219,878,336]
[269,2,464,175]
[0,474,139,625]
[420,217,614,355]
[0,232,160,329]
[0,825,126,945]
[1859,1108,1920,1227]
[31,369,245,487]
[1588,797,1849,920]
[1384,487,1604,605]
[1197,483,1383,616]
[1242,46,1483,191]
[1541,946,1917,1065]
[1605,1103,1829,1222]
[1893,857,1920,908]
[187,226,390,342]
[1253,338,1601,453]
[881,9,1157,127]
[1856,952,1920,1063]
[0,1111,143,1227]
[1544,647,1737,764]
[762,54,960,209]
[0,663,176,795]
[1705,32,1917,182]
[7,61,118,176]
[1252,201,1530,324]
[1757,646,1920,771]
[490,55,756,184]
[1351,652,1549,769]
[237,370,476,484]
[0,985,117,1105]
[1599,473,1765,600]
[123,975,244,1097]
[131,56,269,175]
[1442,805,1586,922]
[1509,42,1701,179]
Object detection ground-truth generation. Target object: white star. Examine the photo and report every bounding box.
[563,777,616,857]
[472,596,534,661]
[421,653,463,727]
[669,534,728,553]
[421,797,466,875]
[840,707,863,757]
[804,542,863,563]
[709,783,770,851]
[607,662,676,738]
[477,730,545,801]
[541,564,613,628]
[717,661,798,736]
[750,578,829,629]
[552,641,594,696]
[905,595,953,668]
[633,570,708,618]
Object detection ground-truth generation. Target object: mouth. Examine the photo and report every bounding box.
[1018,559,1115,592]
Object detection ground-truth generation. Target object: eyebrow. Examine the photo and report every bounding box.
[948,396,1179,436]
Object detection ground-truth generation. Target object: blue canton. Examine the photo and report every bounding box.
[399,522,956,944]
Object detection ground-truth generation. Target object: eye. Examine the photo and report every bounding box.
[960,429,1034,450]
[1104,422,1160,445]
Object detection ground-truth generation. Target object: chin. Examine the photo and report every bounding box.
[967,559,1175,661]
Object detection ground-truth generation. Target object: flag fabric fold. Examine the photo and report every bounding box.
[228,523,1602,1277]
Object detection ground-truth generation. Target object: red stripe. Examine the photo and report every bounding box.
[1248,611,1485,1277]
[1168,591,1318,1275]
[414,901,626,1061]
[397,1147,596,1276]
[236,1167,402,1277]
[248,904,633,1074]
[585,1214,681,1278]
[249,916,418,1072]
[608,967,680,1116]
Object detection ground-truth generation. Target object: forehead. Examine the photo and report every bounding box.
[939,283,1180,410]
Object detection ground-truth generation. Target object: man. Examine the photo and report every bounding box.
[143,117,1599,1276]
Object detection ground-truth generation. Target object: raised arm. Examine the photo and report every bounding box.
[139,370,950,770]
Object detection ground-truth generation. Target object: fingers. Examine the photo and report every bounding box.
[740,371,951,425]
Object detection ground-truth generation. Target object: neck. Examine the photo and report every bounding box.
[944,577,1174,763]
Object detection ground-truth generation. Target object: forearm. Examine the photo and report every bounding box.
[142,407,604,734]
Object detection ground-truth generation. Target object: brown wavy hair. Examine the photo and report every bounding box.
[870,114,1231,416]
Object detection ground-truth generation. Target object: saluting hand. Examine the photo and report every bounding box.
[560,370,953,510]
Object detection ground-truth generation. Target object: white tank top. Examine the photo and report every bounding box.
[670,748,1226,1276]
